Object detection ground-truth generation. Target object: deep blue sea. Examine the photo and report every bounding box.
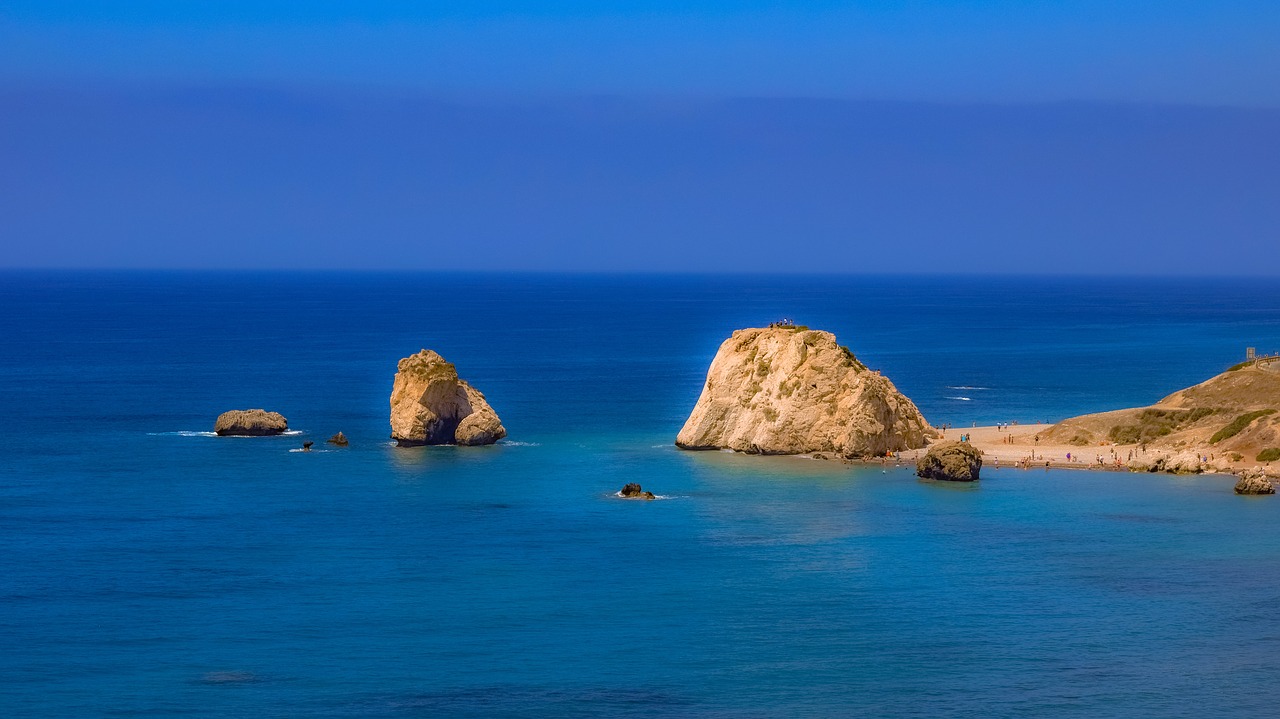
[3,272,1280,718]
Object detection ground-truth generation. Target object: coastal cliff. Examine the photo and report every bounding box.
[676,326,934,458]
[389,350,506,446]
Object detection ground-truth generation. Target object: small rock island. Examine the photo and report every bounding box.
[676,325,934,459]
[389,350,506,446]
[214,409,288,436]
[618,483,657,500]
[916,441,983,482]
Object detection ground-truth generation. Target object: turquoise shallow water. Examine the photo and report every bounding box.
[2,273,1280,717]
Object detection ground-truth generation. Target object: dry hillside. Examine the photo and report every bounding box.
[1041,362,1280,464]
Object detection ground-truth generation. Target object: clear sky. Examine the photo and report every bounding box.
[5,1,1280,104]
[2,2,1278,272]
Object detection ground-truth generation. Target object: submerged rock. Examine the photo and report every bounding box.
[327,432,349,446]
[676,326,933,458]
[1234,469,1275,495]
[916,441,983,482]
[389,350,506,446]
[214,409,288,436]
[619,483,656,500]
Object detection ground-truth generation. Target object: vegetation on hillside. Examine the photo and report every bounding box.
[1209,409,1277,444]
[1107,407,1217,445]
[1257,448,1280,462]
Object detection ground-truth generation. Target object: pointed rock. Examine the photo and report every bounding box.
[676,327,933,458]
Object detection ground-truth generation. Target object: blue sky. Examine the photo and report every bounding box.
[4,1,1279,104]
[1,2,1278,272]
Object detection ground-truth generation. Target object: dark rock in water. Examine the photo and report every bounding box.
[1234,469,1275,495]
[327,431,349,446]
[619,482,657,500]
[214,409,288,436]
[302,441,314,452]
[916,441,983,482]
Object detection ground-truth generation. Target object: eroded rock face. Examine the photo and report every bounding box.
[214,409,288,436]
[1234,469,1275,495]
[676,327,933,458]
[1128,450,1205,475]
[916,441,983,482]
[389,350,506,446]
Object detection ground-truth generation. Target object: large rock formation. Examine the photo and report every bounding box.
[389,350,506,446]
[214,409,288,436]
[916,441,983,482]
[676,326,934,458]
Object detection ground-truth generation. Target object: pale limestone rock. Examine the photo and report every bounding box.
[214,409,288,436]
[389,350,506,446]
[1128,450,1206,474]
[676,327,933,458]
[1234,468,1275,495]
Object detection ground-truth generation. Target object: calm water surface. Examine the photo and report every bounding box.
[1,273,1279,717]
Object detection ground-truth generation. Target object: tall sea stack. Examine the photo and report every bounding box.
[676,326,934,458]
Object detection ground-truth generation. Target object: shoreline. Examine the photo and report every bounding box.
[898,423,1271,477]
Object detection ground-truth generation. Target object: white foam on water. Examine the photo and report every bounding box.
[498,440,541,447]
[946,396,973,401]
[611,492,678,500]
[947,386,991,390]
[288,448,332,453]
[147,431,218,437]
[150,430,305,437]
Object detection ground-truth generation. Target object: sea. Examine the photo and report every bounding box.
[2,272,1280,718]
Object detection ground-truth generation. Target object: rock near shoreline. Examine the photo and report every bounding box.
[676,326,934,458]
[389,350,506,446]
[1234,469,1275,495]
[916,441,983,482]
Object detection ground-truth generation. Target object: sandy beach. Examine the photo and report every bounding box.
[899,423,1192,472]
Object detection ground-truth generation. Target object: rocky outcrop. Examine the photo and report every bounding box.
[1127,450,1205,475]
[1234,469,1275,495]
[619,483,656,500]
[676,327,933,458]
[916,441,983,482]
[389,350,506,446]
[327,432,349,446]
[214,409,288,436]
